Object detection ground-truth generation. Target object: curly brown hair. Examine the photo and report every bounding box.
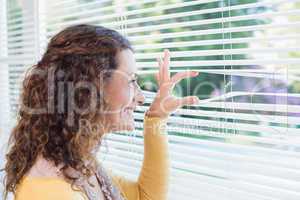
[2,24,133,199]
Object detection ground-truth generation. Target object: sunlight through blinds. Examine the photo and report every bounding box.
[1,0,300,199]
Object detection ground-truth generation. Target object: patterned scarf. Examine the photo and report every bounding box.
[73,162,125,200]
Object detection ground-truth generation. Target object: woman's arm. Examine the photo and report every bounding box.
[111,115,170,200]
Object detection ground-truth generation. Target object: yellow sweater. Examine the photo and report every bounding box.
[15,116,170,200]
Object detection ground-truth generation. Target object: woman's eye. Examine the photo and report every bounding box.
[130,79,137,83]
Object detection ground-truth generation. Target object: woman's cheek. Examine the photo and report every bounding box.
[119,85,135,108]
[106,82,130,110]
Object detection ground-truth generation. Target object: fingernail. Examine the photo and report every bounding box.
[193,71,199,76]
[194,97,200,103]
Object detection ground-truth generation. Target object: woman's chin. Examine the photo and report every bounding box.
[125,125,135,131]
[107,119,135,132]
[121,120,135,131]
[118,109,136,131]
[105,109,136,132]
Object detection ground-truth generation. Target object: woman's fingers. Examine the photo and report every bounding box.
[176,96,199,107]
[154,72,160,86]
[151,49,201,117]
[162,49,170,82]
[171,71,199,85]
[156,57,163,85]
[156,49,171,88]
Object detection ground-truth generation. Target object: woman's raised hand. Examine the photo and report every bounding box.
[146,49,200,118]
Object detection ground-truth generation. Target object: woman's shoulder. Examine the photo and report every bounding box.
[15,176,87,200]
[15,156,87,200]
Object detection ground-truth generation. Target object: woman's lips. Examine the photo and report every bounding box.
[124,106,135,112]
[123,107,135,116]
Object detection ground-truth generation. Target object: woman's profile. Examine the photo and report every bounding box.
[2,24,199,200]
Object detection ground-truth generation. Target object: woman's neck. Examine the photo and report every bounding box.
[25,155,64,178]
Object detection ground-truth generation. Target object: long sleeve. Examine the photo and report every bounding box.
[14,115,170,200]
[110,115,170,200]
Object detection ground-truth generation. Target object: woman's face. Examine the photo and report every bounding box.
[103,49,145,132]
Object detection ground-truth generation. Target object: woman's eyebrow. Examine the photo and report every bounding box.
[129,72,138,78]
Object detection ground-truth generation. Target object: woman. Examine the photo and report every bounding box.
[3,24,199,200]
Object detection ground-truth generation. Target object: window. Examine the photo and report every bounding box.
[0,0,300,199]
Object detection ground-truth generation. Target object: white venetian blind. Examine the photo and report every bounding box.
[0,0,38,197]
[1,0,300,199]
[0,0,10,136]
[2,0,39,116]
